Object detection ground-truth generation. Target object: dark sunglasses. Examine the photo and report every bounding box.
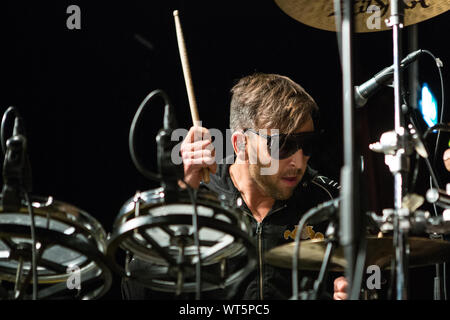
[244,128,321,159]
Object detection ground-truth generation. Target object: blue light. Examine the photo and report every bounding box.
[419,83,438,128]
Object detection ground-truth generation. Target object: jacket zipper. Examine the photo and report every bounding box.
[256,221,263,300]
[240,199,286,300]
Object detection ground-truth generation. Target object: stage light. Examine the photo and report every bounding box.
[419,83,438,128]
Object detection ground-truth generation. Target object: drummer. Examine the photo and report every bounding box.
[179,73,347,300]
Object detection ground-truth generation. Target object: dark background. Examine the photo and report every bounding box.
[1,0,449,299]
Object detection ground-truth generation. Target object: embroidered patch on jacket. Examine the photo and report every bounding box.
[283,225,324,241]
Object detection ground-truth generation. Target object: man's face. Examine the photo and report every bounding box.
[247,118,314,200]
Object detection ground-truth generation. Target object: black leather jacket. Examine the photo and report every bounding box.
[122,156,340,300]
[200,156,340,299]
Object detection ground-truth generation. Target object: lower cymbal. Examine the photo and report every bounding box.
[274,0,450,33]
[265,236,450,271]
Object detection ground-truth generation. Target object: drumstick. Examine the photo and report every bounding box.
[173,10,210,184]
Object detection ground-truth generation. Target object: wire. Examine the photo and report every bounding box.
[23,192,38,300]
[129,89,171,182]
[291,199,339,299]
[291,209,314,299]
[421,50,445,171]
[411,123,450,191]
[183,180,202,300]
[422,50,447,300]
[408,114,441,190]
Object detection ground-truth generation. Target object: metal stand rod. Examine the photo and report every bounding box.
[339,0,360,300]
[310,241,336,300]
[389,0,409,300]
[14,257,24,298]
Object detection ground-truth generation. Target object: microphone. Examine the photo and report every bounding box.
[155,90,183,192]
[355,49,424,107]
[2,112,32,211]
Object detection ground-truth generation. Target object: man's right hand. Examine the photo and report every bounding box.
[444,148,450,172]
[180,126,217,189]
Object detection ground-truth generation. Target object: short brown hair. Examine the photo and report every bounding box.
[229,73,318,135]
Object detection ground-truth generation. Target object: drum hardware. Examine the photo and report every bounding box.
[368,209,448,236]
[425,188,450,234]
[274,0,448,299]
[108,87,256,299]
[0,107,37,299]
[0,107,112,300]
[0,196,113,300]
[107,188,257,294]
[426,188,450,209]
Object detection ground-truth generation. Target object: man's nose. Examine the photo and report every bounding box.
[287,149,308,168]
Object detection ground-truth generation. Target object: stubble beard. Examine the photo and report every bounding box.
[248,161,304,200]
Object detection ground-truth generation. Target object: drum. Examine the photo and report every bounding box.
[107,187,256,293]
[0,195,112,300]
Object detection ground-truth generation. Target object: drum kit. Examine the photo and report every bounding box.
[0,1,449,300]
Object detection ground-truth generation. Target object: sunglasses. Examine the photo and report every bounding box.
[244,128,321,159]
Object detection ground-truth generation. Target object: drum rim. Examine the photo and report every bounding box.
[0,194,107,253]
[107,188,256,292]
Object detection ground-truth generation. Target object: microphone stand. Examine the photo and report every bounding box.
[2,117,32,211]
[1,112,36,300]
[370,1,411,299]
[337,0,362,300]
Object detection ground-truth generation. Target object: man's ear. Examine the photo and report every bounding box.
[232,131,247,163]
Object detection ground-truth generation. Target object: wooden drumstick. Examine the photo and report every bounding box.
[173,10,210,184]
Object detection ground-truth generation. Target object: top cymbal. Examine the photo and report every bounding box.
[265,236,450,271]
[274,0,450,33]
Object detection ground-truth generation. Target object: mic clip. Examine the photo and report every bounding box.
[2,134,29,211]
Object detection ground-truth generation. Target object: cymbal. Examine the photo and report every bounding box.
[274,0,450,33]
[265,236,450,271]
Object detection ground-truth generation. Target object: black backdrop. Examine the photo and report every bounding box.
[1,0,449,299]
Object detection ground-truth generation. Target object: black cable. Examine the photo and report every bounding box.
[129,90,170,182]
[408,115,441,189]
[182,180,202,300]
[421,50,445,171]
[23,192,38,300]
[291,199,339,299]
[422,50,447,301]
[291,208,315,299]
[411,123,450,191]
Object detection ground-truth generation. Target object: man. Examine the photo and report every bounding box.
[180,73,347,299]
[122,73,347,300]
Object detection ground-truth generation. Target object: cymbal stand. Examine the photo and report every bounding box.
[370,0,411,300]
